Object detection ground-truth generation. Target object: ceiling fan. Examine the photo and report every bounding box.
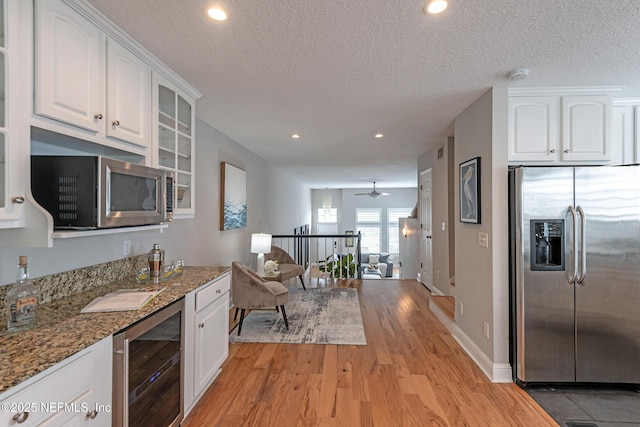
[354,182,390,199]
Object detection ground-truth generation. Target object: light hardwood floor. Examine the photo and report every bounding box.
[183,278,558,426]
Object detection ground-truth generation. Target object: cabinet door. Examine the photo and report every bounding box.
[561,95,611,162]
[0,0,25,227]
[0,336,112,426]
[635,107,640,164]
[106,39,150,147]
[34,0,104,133]
[193,291,229,397]
[508,96,559,162]
[154,73,195,217]
[611,105,636,165]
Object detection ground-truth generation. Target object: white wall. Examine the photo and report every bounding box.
[341,187,417,253]
[0,119,311,285]
[453,87,510,382]
[418,137,454,295]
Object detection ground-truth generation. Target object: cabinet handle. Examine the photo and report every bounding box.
[112,120,120,127]
[13,412,29,423]
[564,149,570,153]
[94,113,103,120]
[86,409,98,419]
[11,196,25,204]
[216,289,221,294]
[198,323,205,328]
[549,149,556,153]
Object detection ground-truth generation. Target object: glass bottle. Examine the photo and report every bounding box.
[6,256,38,332]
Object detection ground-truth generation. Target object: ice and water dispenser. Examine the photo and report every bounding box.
[530,219,565,271]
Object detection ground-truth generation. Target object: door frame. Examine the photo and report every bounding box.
[419,168,434,292]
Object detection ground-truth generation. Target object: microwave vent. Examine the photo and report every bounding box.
[57,176,78,221]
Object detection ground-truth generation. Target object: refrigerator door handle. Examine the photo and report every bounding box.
[568,205,578,284]
[576,206,587,284]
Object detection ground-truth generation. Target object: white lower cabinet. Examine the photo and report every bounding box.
[0,336,112,426]
[183,274,230,416]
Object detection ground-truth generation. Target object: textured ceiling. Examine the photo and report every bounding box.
[86,0,640,189]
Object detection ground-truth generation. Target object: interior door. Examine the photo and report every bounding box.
[420,169,433,288]
[317,224,338,262]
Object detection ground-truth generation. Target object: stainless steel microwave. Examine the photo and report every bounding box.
[31,156,174,229]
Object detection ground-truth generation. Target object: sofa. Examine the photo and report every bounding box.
[359,253,393,278]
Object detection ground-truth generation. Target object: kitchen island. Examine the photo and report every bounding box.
[0,266,230,393]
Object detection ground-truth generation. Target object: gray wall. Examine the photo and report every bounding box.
[0,118,311,285]
[417,137,455,296]
[453,87,509,366]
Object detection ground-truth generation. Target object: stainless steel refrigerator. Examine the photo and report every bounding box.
[509,165,640,384]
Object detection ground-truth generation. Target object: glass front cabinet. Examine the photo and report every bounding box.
[154,73,196,218]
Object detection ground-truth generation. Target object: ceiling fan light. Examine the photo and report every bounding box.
[425,0,447,15]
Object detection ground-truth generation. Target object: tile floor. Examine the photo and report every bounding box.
[526,386,640,427]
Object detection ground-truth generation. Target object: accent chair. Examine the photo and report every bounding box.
[231,261,289,336]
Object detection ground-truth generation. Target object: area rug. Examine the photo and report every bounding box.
[229,288,367,345]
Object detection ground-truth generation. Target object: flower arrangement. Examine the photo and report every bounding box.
[264,260,279,274]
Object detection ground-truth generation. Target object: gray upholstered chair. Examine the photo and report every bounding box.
[231,261,289,335]
[265,245,306,290]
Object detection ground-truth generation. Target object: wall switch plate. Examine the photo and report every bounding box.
[123,240,131,257]
[478,232,489,248]
[459,302,464,315]
[483,321,490,338]
[441,222,446,231]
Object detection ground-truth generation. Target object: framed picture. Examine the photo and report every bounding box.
[220,162,247,230]
[345,230,354,247]
[459,157,481,224]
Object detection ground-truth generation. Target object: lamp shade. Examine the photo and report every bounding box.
[251,233,272,254]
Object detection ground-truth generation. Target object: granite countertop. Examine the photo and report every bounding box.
[0,266,230,394]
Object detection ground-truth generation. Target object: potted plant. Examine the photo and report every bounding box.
[318,253,356,278]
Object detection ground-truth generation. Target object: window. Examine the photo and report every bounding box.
[356,208,381,253]
[318,208,337,223]
[388,208,413,254]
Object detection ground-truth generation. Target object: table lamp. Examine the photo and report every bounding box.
[251,233,272,275]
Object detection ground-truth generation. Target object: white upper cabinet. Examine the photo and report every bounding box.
[561,95,611,162]
[508,96,559,162]
[34,0,103,134]
[34,0,150,151]
[611,101,639,165]
[106,39,150,147]
[508,90,614,165]
[0,0,26,228]
[154,72,195,217]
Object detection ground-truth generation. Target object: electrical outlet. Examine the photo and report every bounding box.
[123,240,131,257]
[478,232,489,248]
[459,302,464,315]
[483,321,490,338]
[441,222,446,231]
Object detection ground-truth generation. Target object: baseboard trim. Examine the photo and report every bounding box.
[427,284,445,296]
[428,298,454,333]
[452,324,512,383]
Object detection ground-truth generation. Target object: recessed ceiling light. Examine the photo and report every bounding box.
[374,133,384,139]
[207,7,227,21]
[425,0,448,15]
[292,134,301,139]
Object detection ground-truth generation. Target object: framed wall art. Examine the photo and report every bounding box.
[345,230,354,247]
[459,157,481,224]
[220,162,247,230]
